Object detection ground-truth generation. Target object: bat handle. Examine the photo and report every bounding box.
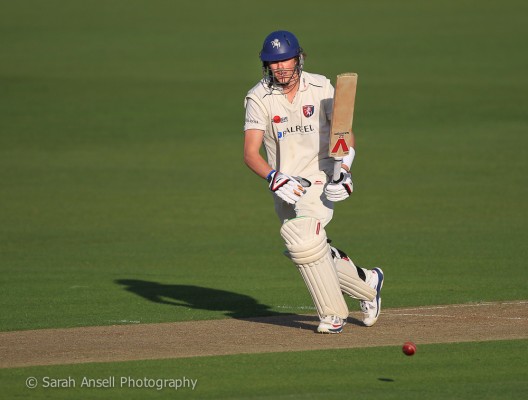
[332,158,342,182]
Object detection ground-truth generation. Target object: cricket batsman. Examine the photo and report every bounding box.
[243,30,384,333]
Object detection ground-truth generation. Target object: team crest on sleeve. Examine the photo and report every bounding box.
[303,105,315,118]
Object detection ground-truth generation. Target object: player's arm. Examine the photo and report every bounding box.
[243,129,305,204]
[243,129,273,179]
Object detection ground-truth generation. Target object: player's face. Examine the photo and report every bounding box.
[268,57,298,84]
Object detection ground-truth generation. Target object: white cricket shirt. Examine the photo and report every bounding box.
[244,72,335,179]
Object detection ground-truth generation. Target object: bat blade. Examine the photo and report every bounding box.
[329,72,357,159]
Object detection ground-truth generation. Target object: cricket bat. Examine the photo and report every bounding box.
[329,72,358,181]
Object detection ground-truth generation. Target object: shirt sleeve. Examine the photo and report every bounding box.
[244,96,268,132]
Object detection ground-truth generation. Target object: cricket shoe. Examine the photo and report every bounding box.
[360,268,384,327]
[317,315,347,334]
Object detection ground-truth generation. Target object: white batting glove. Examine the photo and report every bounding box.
[325,168,353,202]
[267,170,306,204]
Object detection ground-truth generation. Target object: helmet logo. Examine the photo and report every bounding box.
[271,39,281,49]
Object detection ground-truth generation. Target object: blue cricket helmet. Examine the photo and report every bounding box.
[259,30,303,63]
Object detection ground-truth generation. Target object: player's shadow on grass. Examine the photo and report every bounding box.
[115,279,349,330]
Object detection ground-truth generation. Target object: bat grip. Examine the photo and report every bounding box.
[332,158,342,182]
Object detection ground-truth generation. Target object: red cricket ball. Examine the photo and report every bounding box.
[273,115,281,123]
[402,341,416,356]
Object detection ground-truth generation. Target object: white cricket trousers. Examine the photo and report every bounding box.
[274,172,334,227]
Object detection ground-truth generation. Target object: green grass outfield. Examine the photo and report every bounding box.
[1,341,526,399]
[1,0,527,398]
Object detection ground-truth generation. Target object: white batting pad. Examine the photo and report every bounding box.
[281,217,349,319]
[334,258,376,301]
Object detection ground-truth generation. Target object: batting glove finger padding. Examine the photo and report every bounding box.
[324,169,353,202]
[268,171,306,204]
